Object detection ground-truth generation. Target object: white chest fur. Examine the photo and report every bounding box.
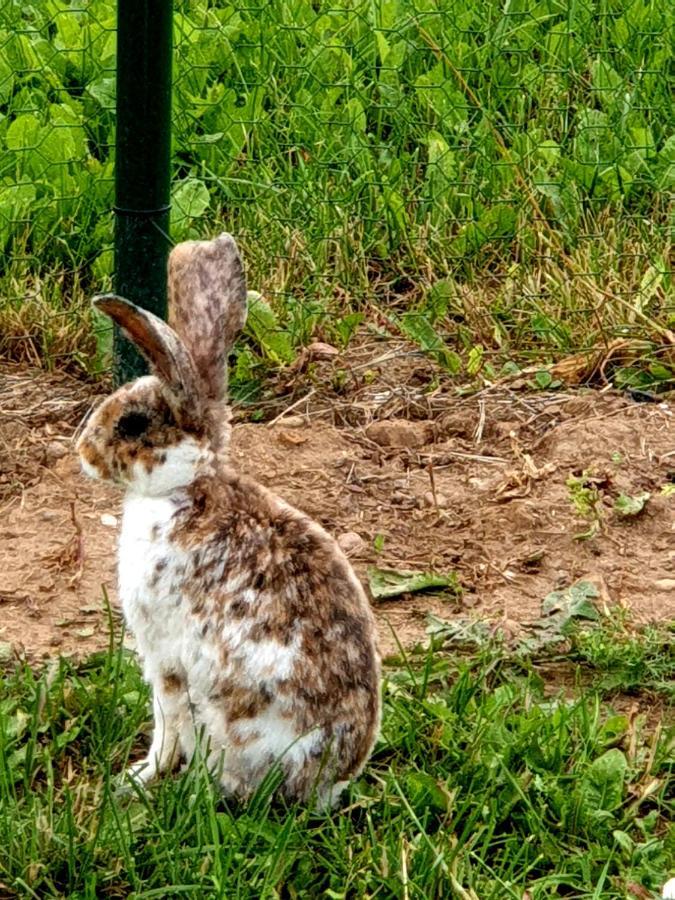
[118,493,188,679]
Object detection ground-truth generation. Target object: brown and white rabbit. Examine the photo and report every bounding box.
[77,234,381,808]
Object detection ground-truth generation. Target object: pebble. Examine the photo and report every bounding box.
[366,419,434,449]
[422,490,449,508]
[337,532,365,556]
[277,415,306,429]
[45,440,68,462]
[390,490,418,508]
[653,579,675,591]
[307,341,339,360]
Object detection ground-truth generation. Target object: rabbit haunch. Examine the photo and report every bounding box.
[75,234,380,806]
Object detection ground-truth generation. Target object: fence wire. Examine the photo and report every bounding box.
[0,0,672,387]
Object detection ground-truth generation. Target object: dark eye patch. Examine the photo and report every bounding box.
[116,411,151,440]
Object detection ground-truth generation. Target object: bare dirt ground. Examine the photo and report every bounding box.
[1,341,673,663]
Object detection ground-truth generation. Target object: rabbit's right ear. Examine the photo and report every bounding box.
[94,294,203,425]
[168,233,247,403]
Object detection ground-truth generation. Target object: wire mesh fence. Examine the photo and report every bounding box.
[0,0,672,388]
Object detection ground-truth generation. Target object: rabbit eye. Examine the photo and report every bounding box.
[116,412,150,439]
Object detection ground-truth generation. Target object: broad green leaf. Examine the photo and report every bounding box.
[375,30,390,64]
[89,303,113,375]
[404,772,450,812]
[519,581,600,653]
[599,164,634,201]
[334,312,364,347]
[537,139,560,167]
[3,32,40,73]
[5,114,41,151]
[614,492,650,517]
[39,124,79,166]
[245,291,295,364]
[414,62,466,128]
[368,567,461,600]
[426,615,491,648]
[590,58,623,110]
[383,186,406,235]
[424,279,455,320]
[172,177,211,223]
[449,206,517,258]
[397,313,461,373]
[344,98,366,134]
[53,10,84,57]
[612,829,633,854]
[86,77,116,109]
[628,125,656,159]
[0,182,37,220]
[0,181,38,247]
[0,50,13,105]
[580,748,627,813]
[467,345,484,376]
[655,134,675,191]
[541,581,599,622]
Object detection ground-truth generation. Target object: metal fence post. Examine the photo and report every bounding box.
[113,0,173,385]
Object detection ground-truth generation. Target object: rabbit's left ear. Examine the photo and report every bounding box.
[168,233,247,403]
[93,294,204,424]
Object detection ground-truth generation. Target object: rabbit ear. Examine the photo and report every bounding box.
[168,233,247,403]
[93,294,204,423]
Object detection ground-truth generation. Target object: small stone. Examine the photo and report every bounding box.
[337,532,365,556]
[422,491,449,508]
[100,513,118,528]
[277,430,308,447]
[391,490,418,508]
[45,440,68,462]
[492,421,520,440]
[653,579,675,591]
[366,419,434,449]
[307,341,339,360]
[468,477,493,491]
[278,415,306,429]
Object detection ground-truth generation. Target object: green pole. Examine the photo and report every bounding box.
[113,0,173,384]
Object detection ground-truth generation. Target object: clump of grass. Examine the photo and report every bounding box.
[569,615,675,699]
[0,262,98,374]
[0,629,672,898]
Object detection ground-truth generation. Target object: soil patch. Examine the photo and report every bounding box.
[0,356,673,663]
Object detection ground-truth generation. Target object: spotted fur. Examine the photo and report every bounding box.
[77,234,381,808]
[168,233,246,404]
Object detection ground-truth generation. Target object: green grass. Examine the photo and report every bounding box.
[0,0,672,385]
[0,622,672,898]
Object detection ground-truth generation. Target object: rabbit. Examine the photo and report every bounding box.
[76,233,381,809]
